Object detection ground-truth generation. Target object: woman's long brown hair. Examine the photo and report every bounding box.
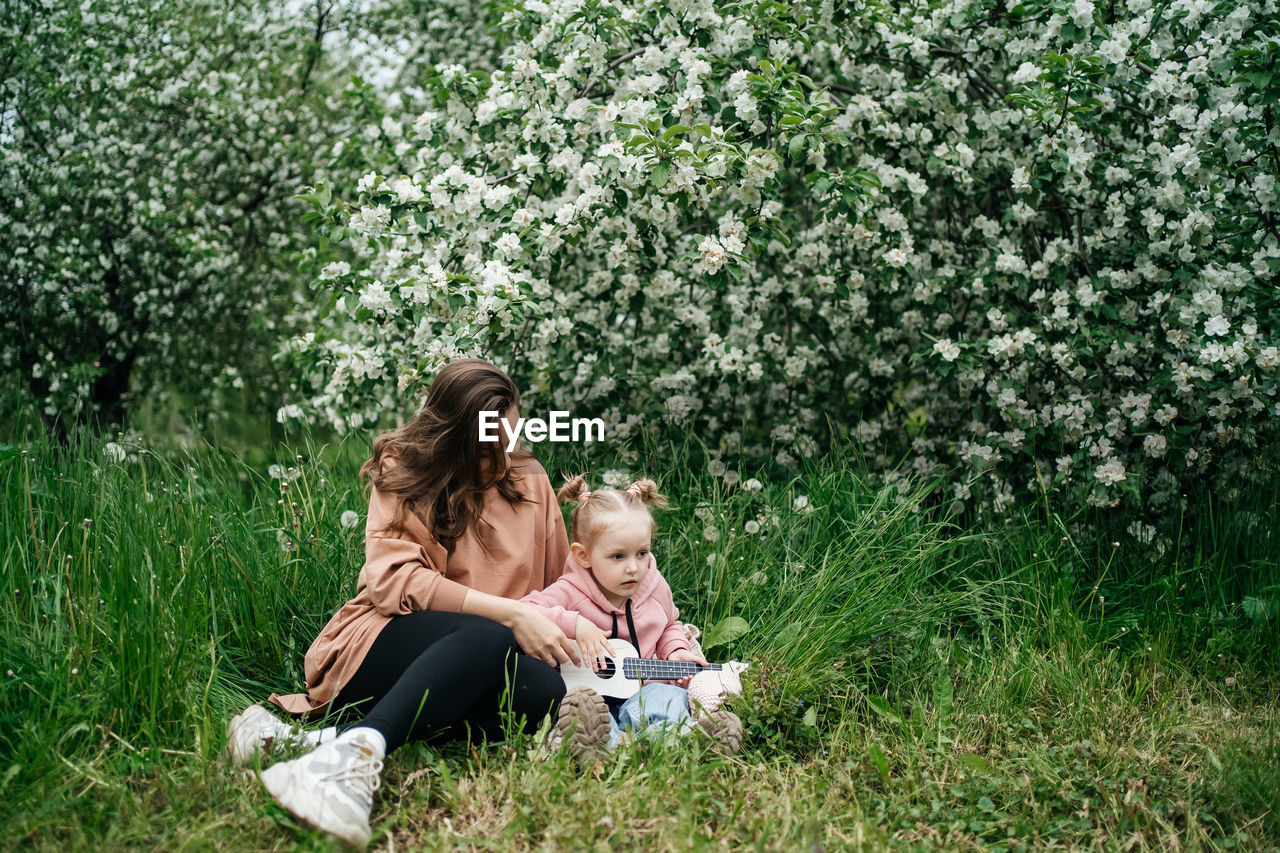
[359,359,528,552]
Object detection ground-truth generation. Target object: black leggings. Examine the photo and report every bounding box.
[327,611,565,754]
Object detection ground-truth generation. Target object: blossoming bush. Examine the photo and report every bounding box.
[287,0,1280,523]
[0,0,389,430]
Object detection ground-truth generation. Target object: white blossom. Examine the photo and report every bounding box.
[1094,459,1127,485]
[933,339,961,361]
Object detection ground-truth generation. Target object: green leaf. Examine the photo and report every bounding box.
[650,161,669,189]
[1243,595,1277,622]
[961,753,991,773]
[788,133,807,162]
[316,291,339,322]
[802,705,817,728]
[703,616,750,650]
[933,673,954,721]
[663,123,692,140]
[866,695,902,722]
[868,743,890,783]
[772,621,803,649]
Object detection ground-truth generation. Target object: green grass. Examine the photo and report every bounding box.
[1,425,1277,850]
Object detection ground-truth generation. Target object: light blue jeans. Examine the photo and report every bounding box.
[608,683,691,748]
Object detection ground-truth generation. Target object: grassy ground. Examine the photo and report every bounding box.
[1,426,1276,850]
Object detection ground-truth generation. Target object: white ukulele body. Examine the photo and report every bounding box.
[558,637,749,701]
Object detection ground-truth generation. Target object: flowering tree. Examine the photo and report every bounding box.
[288,0,1280,525]
[0,0,387,432]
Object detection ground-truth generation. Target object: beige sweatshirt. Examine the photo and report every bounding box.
[268,452,569,715]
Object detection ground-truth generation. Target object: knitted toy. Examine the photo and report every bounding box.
[681,623,745,720]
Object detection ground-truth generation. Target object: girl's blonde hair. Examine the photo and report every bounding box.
[556,474,669,545]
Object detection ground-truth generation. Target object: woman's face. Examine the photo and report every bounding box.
[501,405,519,451]
[479,405,519,475]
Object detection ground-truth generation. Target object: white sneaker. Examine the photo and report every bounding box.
[259,730,384,848]
[226,704,293,766]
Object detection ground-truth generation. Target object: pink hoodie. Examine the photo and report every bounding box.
[521,553,692,660]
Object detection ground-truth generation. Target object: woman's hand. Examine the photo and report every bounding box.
[575,616,612,672]
[666,648,709,688]
[510,602,581,668]
[458,590,581,667]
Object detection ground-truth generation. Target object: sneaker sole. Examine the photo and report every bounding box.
[556,688,612,765]
[696,709,743,757]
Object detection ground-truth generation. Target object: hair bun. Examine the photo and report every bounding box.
[624,478,669,508]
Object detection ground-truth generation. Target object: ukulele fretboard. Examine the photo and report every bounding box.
[622,659,723,680]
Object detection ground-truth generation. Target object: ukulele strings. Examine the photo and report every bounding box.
[621,660,723,679]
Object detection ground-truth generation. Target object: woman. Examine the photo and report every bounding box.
[228,359,582,847]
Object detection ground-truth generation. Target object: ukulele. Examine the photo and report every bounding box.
[559,638,750,700]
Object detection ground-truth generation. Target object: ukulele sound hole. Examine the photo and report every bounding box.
[598,658,616,678]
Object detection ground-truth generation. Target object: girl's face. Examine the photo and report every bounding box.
[571,510,653,608]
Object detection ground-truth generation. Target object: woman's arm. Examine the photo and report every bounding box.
[459,588,582,668]
[521,583,585,640]
[359,485,471,615]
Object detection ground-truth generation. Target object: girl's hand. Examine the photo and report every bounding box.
[575,616,612,672]
[666,648,709,688]
[510,603,581,668]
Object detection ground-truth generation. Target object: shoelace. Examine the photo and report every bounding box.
[325,750,384,809]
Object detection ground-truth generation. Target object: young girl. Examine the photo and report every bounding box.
[521,475,743,761]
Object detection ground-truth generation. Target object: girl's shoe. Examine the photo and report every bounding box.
[553,687,612,766]
[259,729,384,848]
[695,709,743,757]
[226,704,294,766]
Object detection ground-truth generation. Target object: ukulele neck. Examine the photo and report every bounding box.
[622,659,722,680]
